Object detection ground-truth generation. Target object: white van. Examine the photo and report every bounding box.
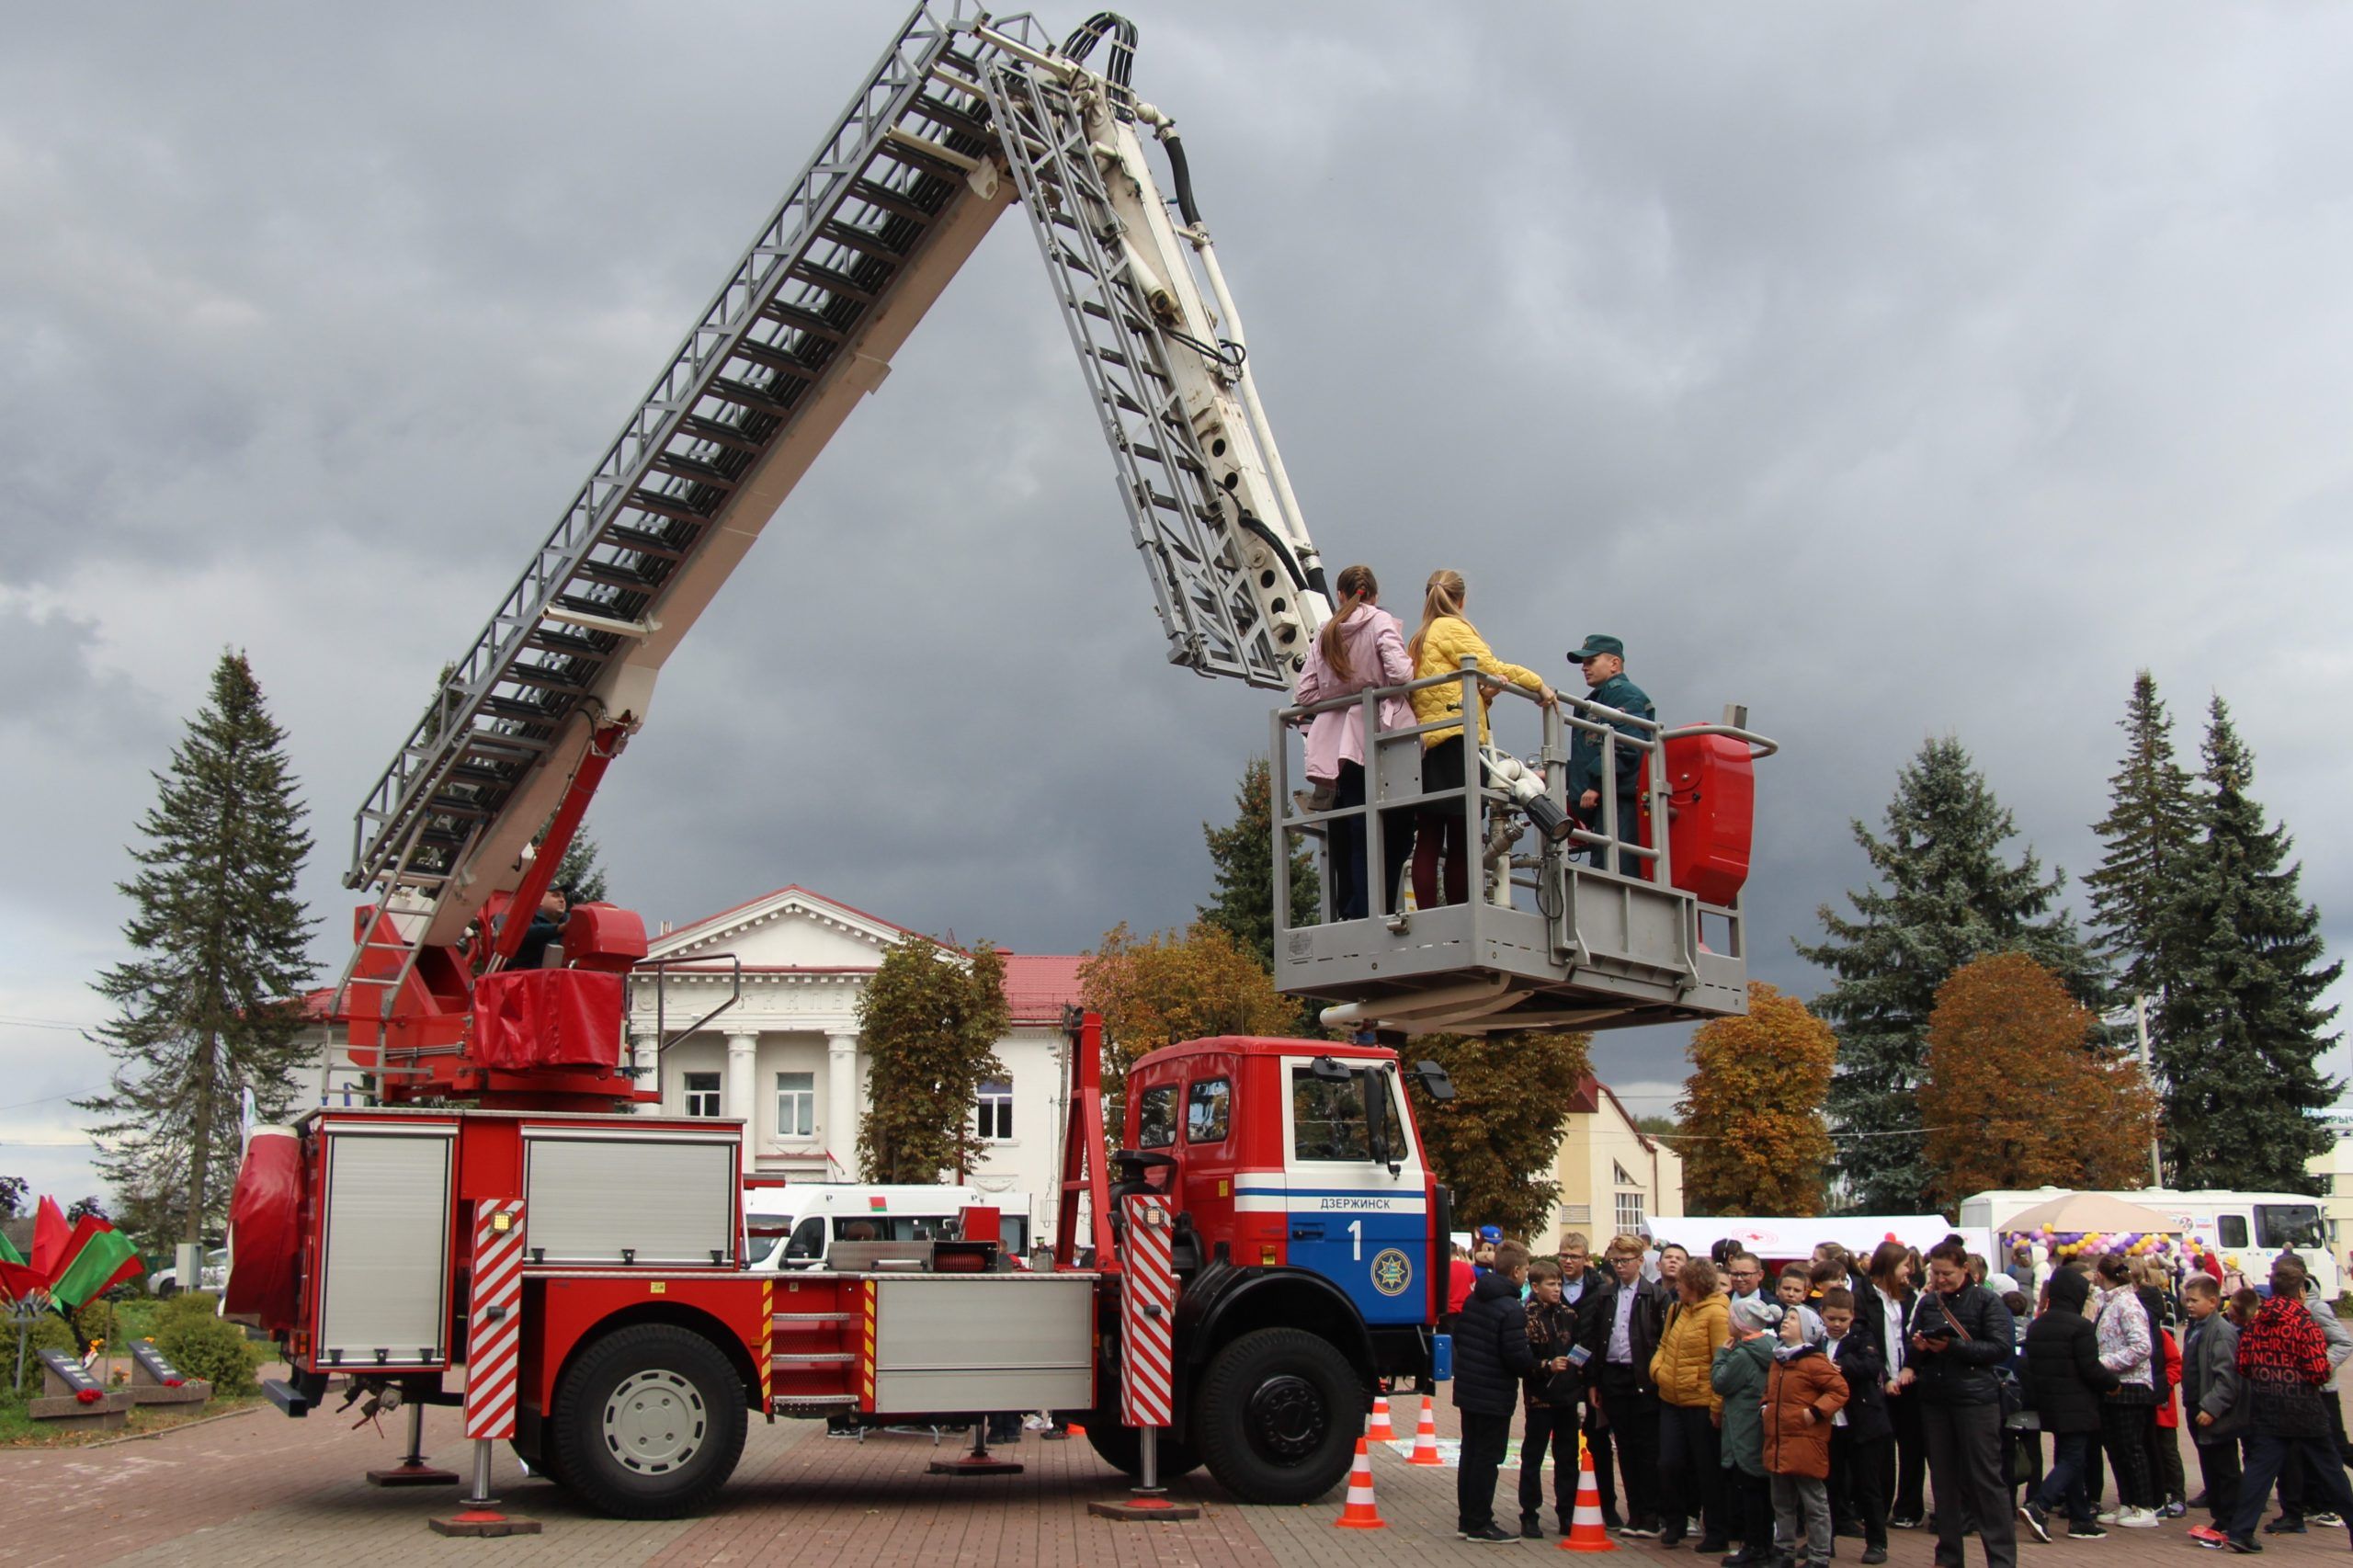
[742,1183,1035,1272]
[1958,1187,2336,1298]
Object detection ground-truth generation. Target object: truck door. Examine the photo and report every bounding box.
[1276,1056,1429,1326]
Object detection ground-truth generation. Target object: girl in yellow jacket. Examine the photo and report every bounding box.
[1650,1257,1733,1551]
[1404,570,1555,907]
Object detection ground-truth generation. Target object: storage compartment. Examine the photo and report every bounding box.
[869,1274,1094,1413]
[523,1128,738,1266]
[315,1126,454,1368]
[471,969,625,1070]
[1661,731,1755,906]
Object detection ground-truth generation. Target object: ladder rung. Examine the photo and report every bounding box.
[678,415,768,455]
[728,338,820,381]
[460,730,551,756]
[602,523,688,560]
[758,301,847,343]
[848,178,938,224]
[911,94,994,144]
[525,627,606,659]
[625,488,711,526]
[706,377,798,417]
[650,452,736,490]
[500,664,591,694]
[478,695,556,722]
[817,220,904,263]
[790,261,880,305]
[423,796,495,819]
[571,559,662,592]
[873,135,967,181]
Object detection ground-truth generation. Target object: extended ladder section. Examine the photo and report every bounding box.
[1272,671,1777,1036]
[338,3,1333,994]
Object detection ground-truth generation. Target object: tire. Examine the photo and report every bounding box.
[1191,1326,1363,1506]
[156,1280,179,1300]
[549,1324,746,1519]
[1085,1415,1203,1483]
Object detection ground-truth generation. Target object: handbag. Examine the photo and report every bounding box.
[1932,1290,2026,1422]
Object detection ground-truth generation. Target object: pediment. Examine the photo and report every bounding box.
[652,886,911,971]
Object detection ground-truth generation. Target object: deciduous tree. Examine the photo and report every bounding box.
[1080,920,1301,1096]
[78,652,316,1244]
[1678,983,1836,1216]
[856,933,1009,1184]
[1402,1032,1593,1242]
[1918,952,2159,1207]
[1199,757,1317,971]
[0,1174,24,1219]
[2152,699,2341,1191]
[1799,736,2104,1211]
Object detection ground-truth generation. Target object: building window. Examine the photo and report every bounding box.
[776,1072,815,1139]
[1615,1191,1646,1235]
[684,1072,722,1118]
[976,1080,1014,1142]
[1612,1160,1638,1187]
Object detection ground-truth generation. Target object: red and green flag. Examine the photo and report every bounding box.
[30,1196,67,1277]
[51,1216,144,1310]
[0,1227,24,1267]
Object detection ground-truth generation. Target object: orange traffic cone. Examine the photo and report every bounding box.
[1366,1394,1396,1443]
[1333,1437,1388,1529]
[1558,1437,1617,1552]
[1406,1393,1444,1466]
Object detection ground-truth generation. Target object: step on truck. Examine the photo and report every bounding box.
[223,1014,1447,1516]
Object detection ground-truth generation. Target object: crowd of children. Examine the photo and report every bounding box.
[1441,1229,2353,1559]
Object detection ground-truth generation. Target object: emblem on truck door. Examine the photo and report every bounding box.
[1371,1248,1414,1297]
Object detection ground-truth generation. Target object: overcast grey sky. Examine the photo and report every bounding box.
[6,2,2349,1207]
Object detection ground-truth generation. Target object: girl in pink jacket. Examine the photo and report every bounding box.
[1292,564,1415,920]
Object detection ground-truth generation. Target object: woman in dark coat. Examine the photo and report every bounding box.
[1853,1240,1926,1528]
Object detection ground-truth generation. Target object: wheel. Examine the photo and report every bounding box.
[1191,1326,1362,1505]
[1085,1415,1203,1482]
[549,1324,746,1518]
[156,1280,179,1300]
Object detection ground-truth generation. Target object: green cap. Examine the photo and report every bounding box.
[1567,634,1624,665]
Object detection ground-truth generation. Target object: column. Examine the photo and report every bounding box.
[827,1032,859,1176]
[726,1031,759,1137]
[630,1027,660,1112]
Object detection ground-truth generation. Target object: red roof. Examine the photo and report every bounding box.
[1002,954,1086,1025]
[1567,1073,1659,1153]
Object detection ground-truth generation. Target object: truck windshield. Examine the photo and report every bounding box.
[1292,1068,1371,1162]
[2256,1204,2324,1250]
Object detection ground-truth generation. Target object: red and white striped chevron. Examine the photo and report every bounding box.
[462,1199,527,1440]
[1119,1194,1177,1428]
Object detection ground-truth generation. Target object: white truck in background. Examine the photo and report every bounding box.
[1959,1187,2336,1298]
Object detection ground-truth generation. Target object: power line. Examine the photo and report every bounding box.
[0,1092,90,1112]
[0,1015,94,1032]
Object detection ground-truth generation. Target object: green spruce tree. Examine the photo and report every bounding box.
[77,652,317,1244]
[856,934,1010,1184]
[1199,756,1317,971]
[1799,735,2104,1211]
[553,826,609,904]
[2086,672,2202,1002]
[2152,698,2341,1190]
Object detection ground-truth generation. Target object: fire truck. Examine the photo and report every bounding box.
[222,1,1772,1520]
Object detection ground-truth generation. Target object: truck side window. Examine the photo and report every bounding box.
[783,1216,826,1261]
[1187,1079,1232,1143]
[1137,1085,1177,1149]
[1292,1068,1371,1162]
[2219,1213,2249,1249]
[2256,1204,2322,1250]
[1378,1074,1407,1159]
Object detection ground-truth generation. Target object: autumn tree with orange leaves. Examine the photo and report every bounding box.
[1080,921,1302,1096]
[1918,951,2160,1208]
[1678,983,1838,1216]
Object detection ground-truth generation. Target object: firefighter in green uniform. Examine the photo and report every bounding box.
[1565,634,1654,873]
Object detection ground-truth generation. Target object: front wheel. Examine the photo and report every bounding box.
[1191,1326,1362,1505]
[549,1324,746,1519]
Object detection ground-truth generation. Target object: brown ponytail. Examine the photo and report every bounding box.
[1317,563,1379,683]
[1406,569,1467,666]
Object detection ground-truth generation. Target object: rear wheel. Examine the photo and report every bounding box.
[1191,1326,1361,1505]
[549,1324,745,1519]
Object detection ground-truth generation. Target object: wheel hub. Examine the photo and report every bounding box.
[601,1369,709,1474]
[1244,1372,1325,1463]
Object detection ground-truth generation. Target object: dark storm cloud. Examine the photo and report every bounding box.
[5,0,2348,1186]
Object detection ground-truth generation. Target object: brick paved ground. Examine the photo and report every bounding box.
[6,1391,2351,1568]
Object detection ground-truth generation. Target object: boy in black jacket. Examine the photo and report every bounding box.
[1522,1259,1585,1539]
[1824,1286,1893,1564]
[2018,1267,2121,1541]
[1456,1240,1538,1543]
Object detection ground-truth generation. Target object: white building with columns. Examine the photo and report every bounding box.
[628,886,1084,1210]
[301,886,1088,1233]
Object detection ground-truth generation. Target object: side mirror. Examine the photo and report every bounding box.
[1309,1056,1353,1083]
[1414,1061,1456,1102]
